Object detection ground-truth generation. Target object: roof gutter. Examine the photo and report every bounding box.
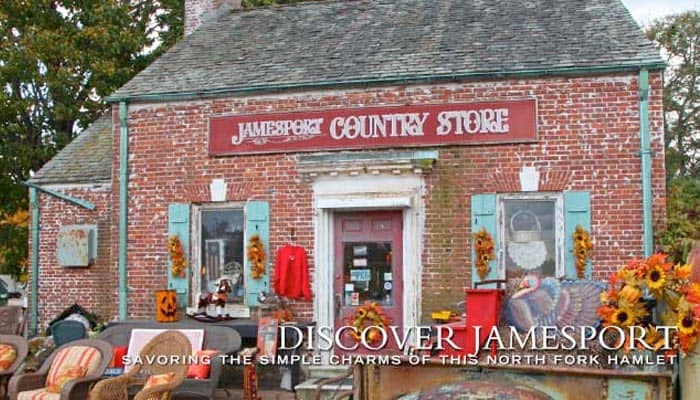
[106,61,666,103]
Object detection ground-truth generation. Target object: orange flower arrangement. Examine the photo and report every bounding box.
[473,227,495,280]
[598,253,697,355]
[347,302,389,345]
[168,235,187,278]
[573,225,593,278]
[247,234,266,279]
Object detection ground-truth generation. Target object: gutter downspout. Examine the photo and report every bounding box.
[118,101,129,319]
[29,187,39,336]
[639,69,653,257]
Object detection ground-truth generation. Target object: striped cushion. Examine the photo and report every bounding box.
[17,388,60,400]
[45,346,101,388]
[0,343,17,371]
[143,372,175,400]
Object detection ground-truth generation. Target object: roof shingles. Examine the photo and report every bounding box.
[29,111,112,185]
[110,0,663,100]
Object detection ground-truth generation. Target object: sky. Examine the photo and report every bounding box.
[621,0,700,25]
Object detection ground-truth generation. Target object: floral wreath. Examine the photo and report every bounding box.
[598,253,698,355]
[247,234,266,280]
[168,235,187,278]
[347,302,389,345]
[573,225,593,278]
[474,227,495,280]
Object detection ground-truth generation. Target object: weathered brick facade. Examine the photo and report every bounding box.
[34,71,658,326]
[30,185,113,329]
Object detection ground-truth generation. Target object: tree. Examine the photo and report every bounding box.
[647,12,700,179]
[0,1,183,277]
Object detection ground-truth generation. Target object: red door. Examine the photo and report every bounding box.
[334,211,403,353]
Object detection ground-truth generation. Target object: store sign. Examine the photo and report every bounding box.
[209,99,536,155]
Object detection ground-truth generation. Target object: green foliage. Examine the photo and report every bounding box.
[647,12,700,179]
[656,178,700,263]
[0,1,182,277]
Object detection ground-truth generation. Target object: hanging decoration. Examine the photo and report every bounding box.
[573,225,593,278]
[247,234,266,280]
[347,302,390,345]
[474,227,495,280]
[168,235,187,278]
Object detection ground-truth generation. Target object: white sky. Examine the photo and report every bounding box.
[621,0,700,25]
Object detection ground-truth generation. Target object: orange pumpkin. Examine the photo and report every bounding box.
[156,289,179,322]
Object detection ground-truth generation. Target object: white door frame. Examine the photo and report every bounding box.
[312,174,424,362]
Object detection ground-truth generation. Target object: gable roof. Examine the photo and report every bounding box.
[29,111,112,185]
[109,0,663,102]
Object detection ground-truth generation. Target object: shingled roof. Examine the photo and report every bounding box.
[109,0,663,101]
[29,111,112,185]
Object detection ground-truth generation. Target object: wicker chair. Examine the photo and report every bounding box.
[90,330,192,400]
[0,335,28,398]
[8,338,112,400]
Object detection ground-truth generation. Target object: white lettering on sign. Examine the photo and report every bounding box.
[330,113,429,140]
[232,118,323,145]
[436,108,509,135]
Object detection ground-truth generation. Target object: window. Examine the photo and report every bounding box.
[498,193,564,280]
[193,206,245,304]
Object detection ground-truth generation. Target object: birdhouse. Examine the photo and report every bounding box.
[155,289,179,322]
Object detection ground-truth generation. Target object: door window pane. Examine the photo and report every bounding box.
[342,242,393,306]
[201,209,245,303]
[503,199,556,279]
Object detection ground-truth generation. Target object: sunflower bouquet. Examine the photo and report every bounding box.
[573,225,593,278]
[168,235,187,278]
[474,227,495,280]
[598,253,698,355]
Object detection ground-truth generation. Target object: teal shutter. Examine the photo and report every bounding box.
[564,191,592,279]
[471,194,499,287]
[244,201,270,306]
[168,203,190,306]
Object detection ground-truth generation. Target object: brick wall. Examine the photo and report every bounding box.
[29,184,113,331]
[101,71,664,324]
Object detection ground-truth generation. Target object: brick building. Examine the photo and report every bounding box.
[28,0,664,351]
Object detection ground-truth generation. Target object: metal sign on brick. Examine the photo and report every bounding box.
[209,99,537,155]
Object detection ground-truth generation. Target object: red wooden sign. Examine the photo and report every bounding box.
[209,99,536,155]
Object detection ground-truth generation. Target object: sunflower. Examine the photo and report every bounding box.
[611,305,646,327]
[678,312,699,336]
[646,264,667,292]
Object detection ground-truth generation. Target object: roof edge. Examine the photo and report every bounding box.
[107,61,666,104]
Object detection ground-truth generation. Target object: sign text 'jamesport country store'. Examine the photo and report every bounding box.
[208,99,537,155]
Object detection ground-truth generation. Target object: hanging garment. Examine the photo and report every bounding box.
[273,245,312,300]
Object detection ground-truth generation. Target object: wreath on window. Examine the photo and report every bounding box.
[573,225,593,278]
[168,235,187,278]
[347,302,390,345]
[474,227,495,280]
[247,234,266,280]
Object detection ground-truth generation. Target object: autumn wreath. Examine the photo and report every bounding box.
[473,227,495,280]
[573,225,593,278]
[247,234,266,280]
[347,302,389,345]
[168,235,187,278]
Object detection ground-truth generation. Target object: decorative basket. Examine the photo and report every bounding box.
[509,209,542,242]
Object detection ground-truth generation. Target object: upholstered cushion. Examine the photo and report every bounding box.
[110,346,127,368]
[46,365,87,393]
[45,346,101,388]
[186,349,219,380]
[17,388,61,400]
[0,343,17,371]
[143,372,176,400]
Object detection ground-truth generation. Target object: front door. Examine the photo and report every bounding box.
[334,211,403,353]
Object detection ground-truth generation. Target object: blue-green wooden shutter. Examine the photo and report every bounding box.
[168,203,190,306]
[471,194,499,287]
[244,201,270,306]
[564,191,592,279]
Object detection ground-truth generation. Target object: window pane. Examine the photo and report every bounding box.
[504,199,556,279]
[342,242,393,306]
[201,209,245,303]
